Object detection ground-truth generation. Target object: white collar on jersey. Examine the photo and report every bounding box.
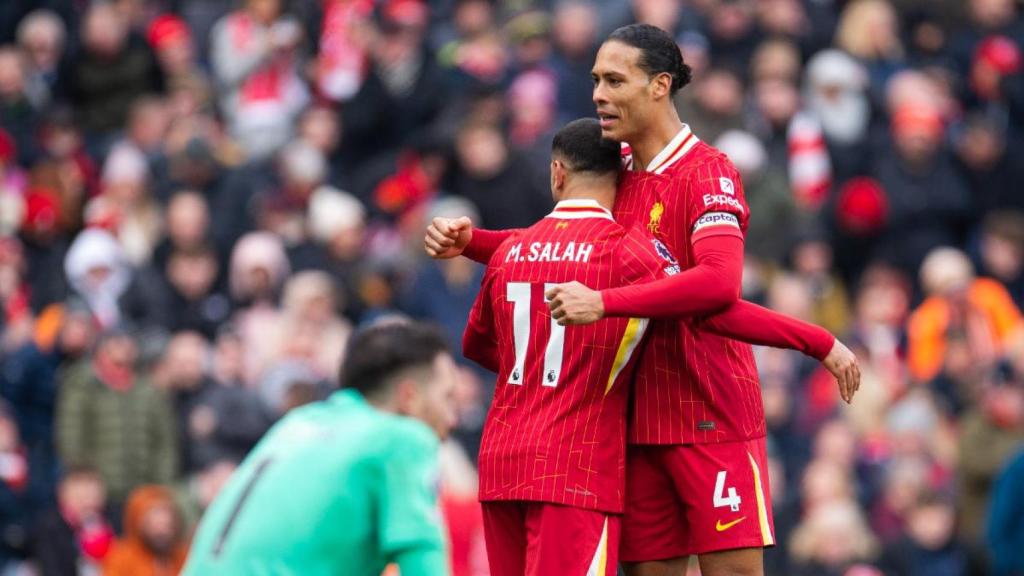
[546,199,615,221]
[621,124,701,174]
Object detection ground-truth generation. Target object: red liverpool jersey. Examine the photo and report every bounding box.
[615,125,764,445]
[464,199,677,514]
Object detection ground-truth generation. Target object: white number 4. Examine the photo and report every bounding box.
[713,471,741,512]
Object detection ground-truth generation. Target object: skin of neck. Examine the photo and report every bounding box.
[559,172,617,212]
[629,102,684,171]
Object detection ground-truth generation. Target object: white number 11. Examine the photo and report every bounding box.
[506,282,565,387]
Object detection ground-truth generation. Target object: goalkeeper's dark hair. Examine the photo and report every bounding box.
[339,321,450,399]
[606,24,692,95]
[551,118,621,176]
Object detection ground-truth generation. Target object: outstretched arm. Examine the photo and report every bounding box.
[699,301,861,403]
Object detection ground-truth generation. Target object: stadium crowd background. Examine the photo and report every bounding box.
[0,0,1022,574]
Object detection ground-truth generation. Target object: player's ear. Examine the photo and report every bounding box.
[393,378,421,418]
[649,72,672,100]
[551,160,566,192]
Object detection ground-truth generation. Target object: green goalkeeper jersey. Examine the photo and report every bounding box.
[182,389,449,576]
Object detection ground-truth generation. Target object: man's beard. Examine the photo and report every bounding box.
[809,90,870,145]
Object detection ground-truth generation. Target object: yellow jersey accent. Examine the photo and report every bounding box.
[648,202,664,234]
[606,318,646,395]
[748,452,774,546]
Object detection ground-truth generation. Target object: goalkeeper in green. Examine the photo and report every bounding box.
[183,321,458,576]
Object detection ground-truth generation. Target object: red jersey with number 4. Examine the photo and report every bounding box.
[616,126,764,445]
[464,199,677,514]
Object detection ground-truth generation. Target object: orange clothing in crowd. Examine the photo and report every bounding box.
[908,278,1023,382]
[103,486,189,576]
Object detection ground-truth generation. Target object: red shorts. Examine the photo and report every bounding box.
[621,438,775,562]
[481,501,620,576]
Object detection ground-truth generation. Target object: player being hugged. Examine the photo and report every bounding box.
[433,24,860,576]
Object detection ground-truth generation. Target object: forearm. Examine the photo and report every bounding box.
[602,235,742,318]
[701,300,835,361]
[463,229,517,264]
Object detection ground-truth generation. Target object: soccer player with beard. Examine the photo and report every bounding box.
[427,24,860,576]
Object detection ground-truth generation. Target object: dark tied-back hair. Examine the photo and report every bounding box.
[339,321,450,399]
[552,118,621,175]
[607,23,693,95]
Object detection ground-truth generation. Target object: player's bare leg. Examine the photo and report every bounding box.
[696,547,763,576]
[623,557,689,576]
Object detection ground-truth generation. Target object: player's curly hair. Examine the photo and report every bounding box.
[607,24,693,95]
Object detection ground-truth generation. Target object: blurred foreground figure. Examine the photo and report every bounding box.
[183,321,457,576]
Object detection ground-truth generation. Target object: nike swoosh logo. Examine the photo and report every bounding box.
[715,517,746,532]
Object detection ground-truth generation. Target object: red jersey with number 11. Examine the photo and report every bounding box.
[463,199,675,514]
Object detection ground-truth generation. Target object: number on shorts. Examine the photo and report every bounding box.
[506,282,565,387]
[713,470,741,512]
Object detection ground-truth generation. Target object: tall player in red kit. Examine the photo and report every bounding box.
[429,25,860,576]
[463,119,846,576]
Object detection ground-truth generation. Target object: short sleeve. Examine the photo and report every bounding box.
[686,156,749,244]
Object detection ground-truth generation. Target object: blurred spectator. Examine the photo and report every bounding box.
[957,374,1024,546]
[1,300,95,509]
[976,212,1024,307]
[302,186,367,321]
[15,9,66,111]
[95,143,163,266]
[63,228,168,331]
[879,491,969,576]
[401,197,485,356]
[152,189,209,269]
[55,328,178,515]
[160,246,229,340]
[451,122,551,229]
[0,47,37,167]
[678,66,745,145]
[61,2,164,145]
[550,0,600,123]
[180,327,267,469]
[966,35,1024,127]
[789,499,881,576]
[151,331,213,475]
[102,485,187,576]
[803,50,872,185]
[210,0,308,160]
[248,271,351,385]
[0,403,31,568]
[30,466,113,576]
[872,104,971,277]
[716,130,795,263]
[146,14,212,115]
[988,447,1024,576]
[956,115,1024,217]
[834,0,904,95]
[341,0,445,166]
[908,247,1023,384]
[0,237,32,352]
[789,231,852,336]
[172,458,236,537]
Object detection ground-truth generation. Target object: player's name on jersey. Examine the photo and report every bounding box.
[504,241,595,264]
